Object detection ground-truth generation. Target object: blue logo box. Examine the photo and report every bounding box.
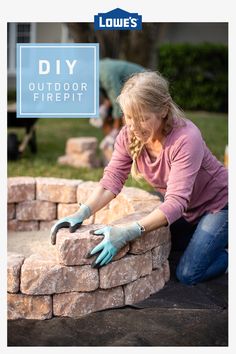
[17,43,99,118]
[94,8,142,31]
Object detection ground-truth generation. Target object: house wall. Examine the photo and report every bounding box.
[162,22,228,44]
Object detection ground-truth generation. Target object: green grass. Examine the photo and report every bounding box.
[8,112,228,192]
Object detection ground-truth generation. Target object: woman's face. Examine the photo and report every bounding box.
[125,111,164,142]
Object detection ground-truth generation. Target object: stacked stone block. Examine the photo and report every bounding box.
[8,218,171,320]
[7,176,171,320]
[8,177,83,231]
[8,178,163,231]
[57,137,101,168]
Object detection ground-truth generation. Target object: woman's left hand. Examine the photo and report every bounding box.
[88,223,142,268]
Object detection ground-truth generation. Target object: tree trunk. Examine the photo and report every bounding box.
[65,23,169,69]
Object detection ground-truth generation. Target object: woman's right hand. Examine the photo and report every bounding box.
[50,203,91,245]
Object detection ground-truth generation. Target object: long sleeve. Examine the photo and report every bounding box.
[99,126,133,195]
[158,128,205,225]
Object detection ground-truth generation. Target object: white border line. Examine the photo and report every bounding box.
[19,44,98,116]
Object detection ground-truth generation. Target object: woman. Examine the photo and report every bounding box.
[90,58,145,165]
[51,71,228,285]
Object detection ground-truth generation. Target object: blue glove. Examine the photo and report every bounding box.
[88,222,142,268]
[50,203,91,245]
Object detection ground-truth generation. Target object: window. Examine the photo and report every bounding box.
[7,23,36,74]
[17,23,31,43]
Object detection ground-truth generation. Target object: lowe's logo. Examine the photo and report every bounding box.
[94,8,142,31]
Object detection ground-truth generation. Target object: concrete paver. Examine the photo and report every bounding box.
[7,230,228,346]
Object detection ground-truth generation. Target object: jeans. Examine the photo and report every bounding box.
[170,204,228,285]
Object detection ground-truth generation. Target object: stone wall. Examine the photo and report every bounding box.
[8,177,163,231]
[7,177,171,320]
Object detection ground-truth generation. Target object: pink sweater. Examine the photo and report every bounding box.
[99,119,228,225]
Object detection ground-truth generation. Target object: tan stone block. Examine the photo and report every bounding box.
[57,203,79,219]
[16,200,56,221]
[8,177,35,203]
[8,220,39,231]
[83,215,95,225]
[71,150,96,163]
[124,267,166,305]
[162,260,171,282]
[148,268,166,294]
[8,293,52,320]
[58,153,100,168]
[20,253,99,295]
[66,137,98,154]
[94,207,110,224]
[112,211,150,226]
[53,286,124,318]
[36,177,82,203]
[124,276,153,305]
[77,181,100,203]
[107,187,161,223]
[99,252,152,289]
[39,220,58,231]
[56,225,129,266]
[130,226,171,254]
[152,242,172,269]
[8,204,15,220]
[7,252,25,293]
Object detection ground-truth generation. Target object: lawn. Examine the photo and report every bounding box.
[8,111,228,192]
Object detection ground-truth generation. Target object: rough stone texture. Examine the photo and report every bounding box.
[39,220,58,231]
[58,153,100,168]
[65,137,98,154]
[8,203,15,220]
[7,252,25,293]
[99,252,152,289]
[7,178,172,320]
[8,220,39,232]
[57,203,95,225]
[93,188,162,225]
[36,177,82,203]
[8,177,35,203]
[124,275,153,305]
[132,228,170,254]
[162,260,171,282]
[8,293,52,320]
[56,225,129,266]
[148,267,166,294]
[113,211,149,225]
[108,187,161,222]
[20,253,99,295]
[124,267,166,305]
[77,184,162,224]
[152,242,172,269]
[16,200,56,221]
[93,207,110,224]
[57,203,79,219]
[77,181,100,204]
[58,137,100,169]
[53,286,124,318]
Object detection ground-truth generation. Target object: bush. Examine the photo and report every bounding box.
[158,43,228,112]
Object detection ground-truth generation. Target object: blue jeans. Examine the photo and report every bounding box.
[170,204,228,285]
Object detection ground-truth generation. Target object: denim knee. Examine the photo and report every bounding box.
[176,264,198,285]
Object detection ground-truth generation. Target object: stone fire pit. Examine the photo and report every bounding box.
[7,177,171,320]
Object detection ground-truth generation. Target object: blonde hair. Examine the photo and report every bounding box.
[117,71,186,180]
